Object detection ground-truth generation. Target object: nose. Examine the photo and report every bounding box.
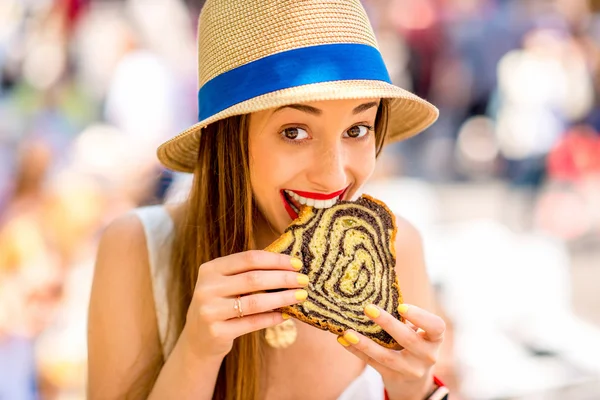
[306,141,347,192]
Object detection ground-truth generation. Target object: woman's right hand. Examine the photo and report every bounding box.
[181,250,308,361]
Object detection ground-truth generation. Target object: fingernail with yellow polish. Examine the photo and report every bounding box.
[297,274,309,286]
[344,331,360,344]
[364,304,380,319]
[397,304,409,314]
[337,336,350,347]
[282,313,291,320]
[291,258,303,270]
[295,289,308,301]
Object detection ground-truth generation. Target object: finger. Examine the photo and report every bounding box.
[213,312,287,339]
[364,304,437,363]
[339,330,422,378]
[213,250,302,275]
[336,336,391,374]
[217,270,309,297]
[220,289,308,319]
[405,320,419,332]
[397,304,446,342]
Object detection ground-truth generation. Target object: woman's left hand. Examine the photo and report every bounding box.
[338,304,446,400]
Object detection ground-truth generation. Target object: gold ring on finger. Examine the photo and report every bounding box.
[233,295,244,318]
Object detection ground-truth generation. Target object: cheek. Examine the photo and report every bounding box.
[249,144,270,204]
[347,143,377,182]
[250,144,272,185]
[249,140,296,205]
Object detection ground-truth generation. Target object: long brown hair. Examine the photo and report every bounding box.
[128,99,389,399]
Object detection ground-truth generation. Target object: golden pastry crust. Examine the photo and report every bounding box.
[266,194,404,348]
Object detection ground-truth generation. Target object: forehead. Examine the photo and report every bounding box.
[282,98,381,110]
[251,98,381,124]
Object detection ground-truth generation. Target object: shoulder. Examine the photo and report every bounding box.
[91,212,151,309]
[87,212,162,397]
[393,214,423,251]
[94,210,153,271]
[392,214,434,309]
[100,211,147,248]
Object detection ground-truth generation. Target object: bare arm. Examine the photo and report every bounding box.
[88,213,305,399]
[393,215,435,312]
[147,325,223,399]
[393,215,457,390]
[87,214,223,399]
[87,214,162,398]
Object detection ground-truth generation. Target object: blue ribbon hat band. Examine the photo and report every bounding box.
[197,43,392,121]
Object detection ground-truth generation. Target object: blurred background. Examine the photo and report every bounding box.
[0,0,599,399]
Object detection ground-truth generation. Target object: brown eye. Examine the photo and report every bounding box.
[284,128,298,139]
[281,127,309,140]
[345,125,370,138]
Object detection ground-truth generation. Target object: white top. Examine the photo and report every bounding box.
[130,205,385,399]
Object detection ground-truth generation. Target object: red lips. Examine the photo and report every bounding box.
[281,187,349,221]
[281,191,299,220]
[289,188,346,200]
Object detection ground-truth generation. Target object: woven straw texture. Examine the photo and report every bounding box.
[157,0,439,172]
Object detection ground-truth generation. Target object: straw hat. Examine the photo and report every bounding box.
[157,0,439,172]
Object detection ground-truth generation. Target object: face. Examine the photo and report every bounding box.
[249,98,381,237]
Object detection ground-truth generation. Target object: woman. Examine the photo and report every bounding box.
[87,1,448,399]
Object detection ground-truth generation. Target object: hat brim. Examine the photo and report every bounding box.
[157,80,438,172]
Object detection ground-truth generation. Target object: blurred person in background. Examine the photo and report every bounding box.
[535,124,600,240]
[0,1,169,397]
[88,1,451,399]
[0,140,54,223]
[494,25,593,188]
[0,140,64,399]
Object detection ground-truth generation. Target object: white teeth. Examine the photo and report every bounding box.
[285,190,340,209]
[322,198,337,208]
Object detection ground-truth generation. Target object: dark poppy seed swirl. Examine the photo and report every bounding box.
[266,194,404,348]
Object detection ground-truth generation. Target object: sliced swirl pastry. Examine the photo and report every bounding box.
[266,194,404,348]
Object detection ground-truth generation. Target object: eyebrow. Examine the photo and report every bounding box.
[272,101,379,116]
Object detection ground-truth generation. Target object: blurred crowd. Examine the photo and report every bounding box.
[1,0,599,399]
